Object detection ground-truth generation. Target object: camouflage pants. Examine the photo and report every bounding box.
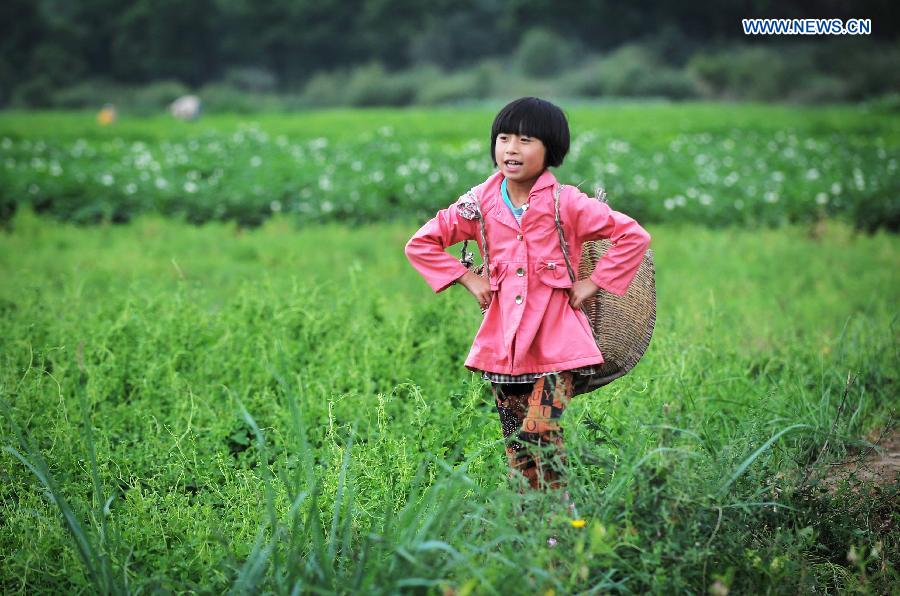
[490,371,575,491]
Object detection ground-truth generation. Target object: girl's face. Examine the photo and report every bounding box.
[494,132,547,185]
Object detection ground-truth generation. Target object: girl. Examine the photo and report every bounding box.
[404,97,651,514]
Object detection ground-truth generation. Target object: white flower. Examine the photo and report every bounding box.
[831,182,842,195]
[155,178,168,189]
[250,156,262,168]
[321,200,333,213]
[184,181,198,193]
[772,171,785,182]
[318,175,332,191]
[124,183,137,195]
[372,170,384,182]
[734,199,744,210]
[270,200,282,212]
[699,193,713,205]
[352,160,363,171]
[805,168,820,180]
[664,198,675,210]
[101,174,114,186]
[815,192,828,205]
[764,191,779,203]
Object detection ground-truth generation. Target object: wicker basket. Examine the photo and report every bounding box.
[459,184,656,394]
[555,185,656,394]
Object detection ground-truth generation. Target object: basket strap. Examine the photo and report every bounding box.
[459,189,490,280]
[553,184,577,283]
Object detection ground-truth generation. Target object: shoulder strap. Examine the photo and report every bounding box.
[553,184,577,283]
[458,188,490,280]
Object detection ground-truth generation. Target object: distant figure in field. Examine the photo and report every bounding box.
[97,104,117,126]
[170,95,202,121]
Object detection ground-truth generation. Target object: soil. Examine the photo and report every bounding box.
[819,425,900,495]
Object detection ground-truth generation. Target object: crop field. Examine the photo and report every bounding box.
[0,104,898,594]
[1,103,898,231]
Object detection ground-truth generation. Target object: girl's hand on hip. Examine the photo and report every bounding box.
[458,270,493,309]
[568,278,600,310]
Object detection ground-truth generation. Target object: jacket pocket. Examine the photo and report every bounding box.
[488,262,508,291]
[537,260,573,289]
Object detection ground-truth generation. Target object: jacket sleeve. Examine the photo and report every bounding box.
[565,187,651,296]
[404,194,480,294]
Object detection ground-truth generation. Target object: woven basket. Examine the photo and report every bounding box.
[555,185,656,394]
[569,237,656,392]
[459,184,656,394]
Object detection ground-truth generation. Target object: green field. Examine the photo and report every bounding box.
[1,105,898,593]
[2,102,898,231]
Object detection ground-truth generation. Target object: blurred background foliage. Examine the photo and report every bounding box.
[2,0,898,111]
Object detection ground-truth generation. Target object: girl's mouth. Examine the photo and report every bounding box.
[504,160,523,171]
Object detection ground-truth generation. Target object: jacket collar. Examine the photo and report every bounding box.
[481,169,558,231]
[527,169,558,194]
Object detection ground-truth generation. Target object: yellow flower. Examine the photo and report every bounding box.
[570,519,586,528]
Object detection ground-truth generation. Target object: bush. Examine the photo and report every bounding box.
[514,28,579,78]
[415,63,494,105]
[223,67,279,93]
[810,38,900,101]
[786,74,849,104]
[688,44,817,102]
[129,80,192,115]
[571,44,700,99]
[299,69,349,107]
[197,83,283,113]
[51,79,129,109]
[859,92,900,113]
[344,63,418,107]
[10,75,56,108]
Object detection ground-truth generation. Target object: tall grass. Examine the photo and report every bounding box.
[0,209,897,592]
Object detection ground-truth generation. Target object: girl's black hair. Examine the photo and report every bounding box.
[490,97,570,168]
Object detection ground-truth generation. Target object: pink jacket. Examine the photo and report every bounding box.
[404,169,651,376]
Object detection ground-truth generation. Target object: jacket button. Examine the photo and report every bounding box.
[516,267,525,276]
[516,234,523,241]
[515,295,524,304]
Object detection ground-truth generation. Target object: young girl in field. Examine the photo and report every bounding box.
[404,97,651,517]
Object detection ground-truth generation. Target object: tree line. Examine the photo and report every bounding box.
[2,0,896,107]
